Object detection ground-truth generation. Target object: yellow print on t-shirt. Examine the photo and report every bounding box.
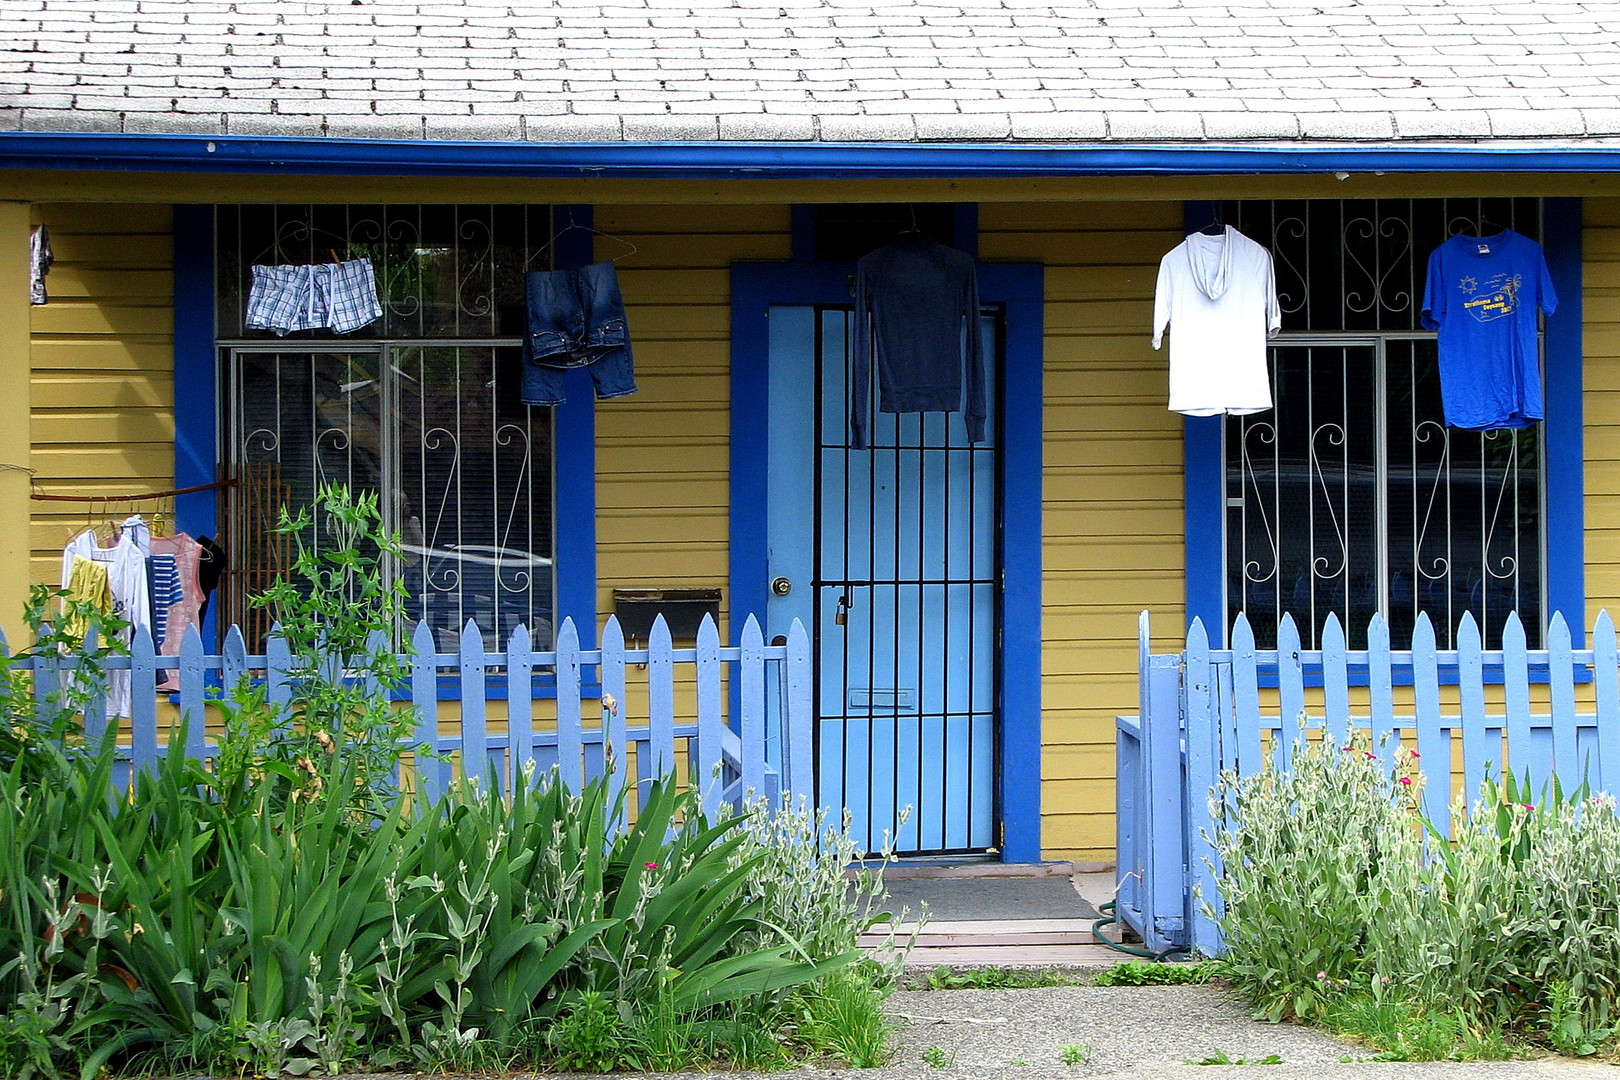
[1460,272,1521,323]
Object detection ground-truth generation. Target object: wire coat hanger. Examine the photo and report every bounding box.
[532,209,639,267]
[1199,203,1226,236]
[249,220,353,266]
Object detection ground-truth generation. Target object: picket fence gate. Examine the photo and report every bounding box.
[1118,607,1620,959]
[22,611,812,820]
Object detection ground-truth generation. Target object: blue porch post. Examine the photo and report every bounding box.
[172,205,219,643]
[551,205,599,645]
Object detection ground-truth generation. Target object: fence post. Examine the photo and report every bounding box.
[1275,614,1304,772]
[179,626,205,761]
[411,621,442,806]
[1321,614,1348,749]
[508,624,534,789]
[555,617,583,793]
[1184,618,1221,957]
[1368,614,1396,775]
[695,615,723,819]
[602,617,628,829]
[1548,613,1578,785]
[128,626,156,776]
[1412,614,1447,835]
[1503,613,1538,793]
[459,621,490,792]
[646,615,674,784]
[784,618,814,810]
[1145,649,1185,952]
[740,615,767,804]
[1232,614,1260,776]
[1596,611,1620,794]
[1457,613,1488,806]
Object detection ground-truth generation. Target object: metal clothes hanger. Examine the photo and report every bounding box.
[249,220,353,266]
[1199,203,1226,236]
[895,204,926,240]
[531,208,640,266]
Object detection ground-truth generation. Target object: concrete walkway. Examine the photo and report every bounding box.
[579,983,1615,1080]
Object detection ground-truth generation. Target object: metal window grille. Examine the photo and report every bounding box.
[1222,198,1545,650]
[217,206,556,651]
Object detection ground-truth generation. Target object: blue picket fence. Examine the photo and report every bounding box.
[22,611,813,819]
[1118,608,1620,958]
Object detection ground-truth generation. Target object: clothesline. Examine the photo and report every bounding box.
[31,480,235,503]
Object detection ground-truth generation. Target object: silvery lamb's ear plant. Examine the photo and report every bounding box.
[1211,732,1620,1057]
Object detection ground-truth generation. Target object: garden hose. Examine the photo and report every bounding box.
[1091,900,1193,962]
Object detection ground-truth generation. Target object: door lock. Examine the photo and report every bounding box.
[771,576,792,596]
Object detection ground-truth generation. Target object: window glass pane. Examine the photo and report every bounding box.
[217,204,548,341]
[1227,345,1381,649]
[394,346,555,652]
[1224,198,1546,650]
[1384,339,1541,649]
[228,350,385,646]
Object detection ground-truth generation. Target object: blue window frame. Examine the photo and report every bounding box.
[1184,197,1584,657]
[172,204,600,675]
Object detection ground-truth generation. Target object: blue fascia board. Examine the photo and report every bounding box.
[9,133,1620,179]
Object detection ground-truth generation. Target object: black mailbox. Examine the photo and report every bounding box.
[612,587,722,642]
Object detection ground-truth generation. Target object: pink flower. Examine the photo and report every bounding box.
[1524,805,1535,813]
[1399,776,1412,786]
[1410,751,1420,759]
[1364,752,1378,761]
[644,861,660,870]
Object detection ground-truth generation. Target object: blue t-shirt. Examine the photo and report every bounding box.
[1420,229,1557,430]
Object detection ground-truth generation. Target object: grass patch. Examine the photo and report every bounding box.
[1322,994,1515,1062]
[922,966,1084,990]
[1091,960,1221,986]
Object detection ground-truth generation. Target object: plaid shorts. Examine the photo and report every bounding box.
[246,258,382,336]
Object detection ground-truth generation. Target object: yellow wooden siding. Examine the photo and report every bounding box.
[591,206,791,634]
[28,204,176,584]
[1587,198,1620,625]
[981,201,1186,860]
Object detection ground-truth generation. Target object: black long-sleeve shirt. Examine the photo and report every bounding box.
[850,236,986,450]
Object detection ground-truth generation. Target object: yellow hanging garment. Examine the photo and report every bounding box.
[63,554,114,638]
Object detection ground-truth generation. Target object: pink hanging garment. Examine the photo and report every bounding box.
[151,533,204,692]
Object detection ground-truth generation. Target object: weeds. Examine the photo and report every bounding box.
[1212,735,1620,1059]
[1091,960,1220,986]
[921,1045,956,1067]
[0,484,896,1078]
[925,966,1083,990]
[1059,1043,1092,1064]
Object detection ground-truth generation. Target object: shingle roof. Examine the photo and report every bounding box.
[4,0,1620,144]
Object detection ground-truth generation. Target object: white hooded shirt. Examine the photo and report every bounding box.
[1152,226,1281,416]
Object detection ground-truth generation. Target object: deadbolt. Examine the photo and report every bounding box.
[771,576,792,596]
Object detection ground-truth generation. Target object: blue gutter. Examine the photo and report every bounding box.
[4,133,1620,178]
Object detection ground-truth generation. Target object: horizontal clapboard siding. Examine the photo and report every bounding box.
[29,204,175,583]
[982,200,1184,860]
[592,205,792,635]
[1588,198,1620,625]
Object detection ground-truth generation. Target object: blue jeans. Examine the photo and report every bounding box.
[521,261,637,405]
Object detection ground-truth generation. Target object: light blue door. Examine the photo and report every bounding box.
[767,305,998,855]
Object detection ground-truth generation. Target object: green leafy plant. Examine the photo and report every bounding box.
[1092,960,1220,986]
[926,966,1082,990]
[247,482,419,815]
[547,991,632,1073]
[791,968,897,1067]
[921,1045,955,1067]
[1059,1043,1091,1065]
[1187,1049,1282,1065]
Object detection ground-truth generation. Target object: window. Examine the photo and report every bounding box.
[217,206,557,651]
[1222,199,1545,649]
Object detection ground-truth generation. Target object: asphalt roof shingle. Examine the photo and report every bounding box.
[4,0,1620,143]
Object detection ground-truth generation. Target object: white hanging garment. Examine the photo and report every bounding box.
[1151,225,1281,416]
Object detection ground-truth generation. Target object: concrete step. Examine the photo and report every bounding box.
[863,917,1100,947]
[862,917,1126,967]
